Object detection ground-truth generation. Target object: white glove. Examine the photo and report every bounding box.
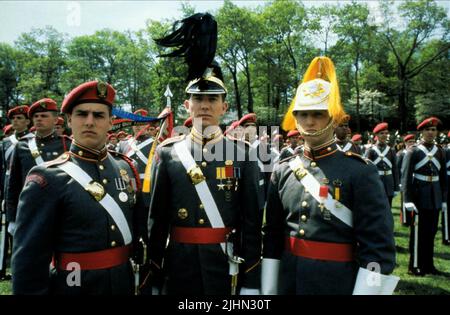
[442,202,447,213]
[7,221,16,236]
[261,258,280,295]
[239,287,260,295]
[151,286,160,295]
[404,202,418,213]
[352,267,400,295]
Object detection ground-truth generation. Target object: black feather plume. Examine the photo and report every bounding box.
[154,13,217,82]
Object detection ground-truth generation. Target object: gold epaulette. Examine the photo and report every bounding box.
[344,151,368,164]
[45,152,71,168]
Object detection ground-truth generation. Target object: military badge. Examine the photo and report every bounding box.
[119,168,130,183]
[119,191,128,202]
[85,181,106,201]
[333,179,342,201]
[319,183,331,221]
[97,81,108,99]
[178,208,188,219]
[216,161,241,199]
[115,178,127,191]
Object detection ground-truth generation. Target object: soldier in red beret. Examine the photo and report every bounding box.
[6,98,71,236]
[12,81,147,294]
[365,122,399,208]
[401,117,448,275]
[334,117,361,155]
[106,133,118,151]
[54,116,65,136]
[279,130,303,161]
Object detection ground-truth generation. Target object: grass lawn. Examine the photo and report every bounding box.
[0,196,448,295]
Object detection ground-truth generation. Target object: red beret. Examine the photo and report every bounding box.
[373,122,388,134]
[183,117,193,128]
[238,113,257,126]
[56,117,65,126]
[417,117,442,131]
[117,131,127,137]
[134,109,148,116]
[61,81,115,113]
[287,130,300,138]
[3,124,13,135]
[7,105,29,119]
[403,134,415,142]
[224,121,239,135]
[351,134,362,142]
[108,133,117,140]
[29,98,58,117]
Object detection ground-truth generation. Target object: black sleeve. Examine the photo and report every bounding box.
[5,145,22,222]
[12,167,58,294]
[353,162,396,274]
[239,148,263,289]
[401,149,415,204]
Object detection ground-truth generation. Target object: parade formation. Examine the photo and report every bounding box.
[0,12,448,296]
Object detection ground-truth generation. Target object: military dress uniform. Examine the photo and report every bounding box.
[444,143,450,245]
[147,129,263,295]
[365,136,399,206]
[263,143,396,294]
[401,119,448,274]
[263,56,398,295]
[12,142,146,294]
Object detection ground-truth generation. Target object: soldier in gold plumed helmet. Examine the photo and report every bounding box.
[262,56,398,295]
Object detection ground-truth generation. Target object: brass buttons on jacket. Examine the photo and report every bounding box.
[301,201,308,208]
[198,219,205,225]
[111,225,116,231]
[299,229,305,236]
[301,215,307,222]
[178,208,188,219]
[199,204,204,209]
[78,151,84,156]
[102,179,108,184]
[99,165,105,170]
[201,161,207,167]
[111,241,117,247]
[310,162,317,168]
[202,148,208,153]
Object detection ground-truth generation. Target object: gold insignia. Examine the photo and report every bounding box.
[225,160,233,166]
[178,208,188,219]
[127,185,133,193]
[31,150,40,158]
[294,167,307,180]
[85,181,106,201]
[97,81,108,99]
[187,165,205,185]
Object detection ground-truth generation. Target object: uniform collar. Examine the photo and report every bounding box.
[376,142,387,149]
[190,126,223,146]
[70,141,108,161]
[303,140,338,161]
[420,141,435,149]
[35,131,57,141]
[15,129,29,138]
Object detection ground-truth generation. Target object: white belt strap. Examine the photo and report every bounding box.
[288,157,353,227]
[445,159,450,169]
[337,142,352,152]
[413,173,439,182]
[126,138,154,165]
[372,146,392,168]
[173,140,226,254]
[415,145,440,171]
[57,161,132,245]
[27,137,45,165]
[5,134,18,162]
[378,170,392,176]
[287,147,294,154]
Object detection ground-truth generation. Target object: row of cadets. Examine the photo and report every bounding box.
[5,100,71,236]
[0,105,33,281]
[11,80,147,294]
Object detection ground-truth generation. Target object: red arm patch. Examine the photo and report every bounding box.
[24,173,47,188]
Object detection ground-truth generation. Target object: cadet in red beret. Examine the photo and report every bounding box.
[12,81,147,295]
[335,117,360,154]
[6,105,31,140]
[279,130,303,161]
[6,98,70,237]
[401,116,448,275]
[238,113,258,144]
[116,130,128,141]
[365,122,399,207]
[54,116,65,136]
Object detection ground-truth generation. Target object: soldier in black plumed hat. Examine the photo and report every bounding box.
[143,13,263,295]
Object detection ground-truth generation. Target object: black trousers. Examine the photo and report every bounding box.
[409,208,439,273]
